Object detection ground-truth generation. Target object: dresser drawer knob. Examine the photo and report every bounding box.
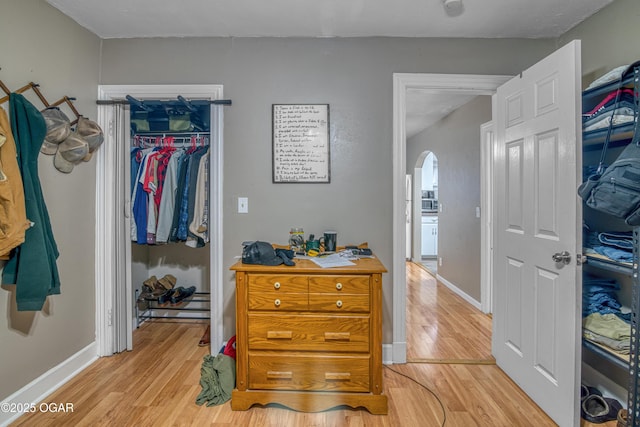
[274,299,281,307]
[336,300,343,308]
[274,282,281,289]
[336,283,343,290]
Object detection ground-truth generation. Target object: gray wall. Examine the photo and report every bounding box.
[99,37,555,341]
[0,0,101,400]
[407,96,492,301]
[2,0,638,405]
[559,0,640,89]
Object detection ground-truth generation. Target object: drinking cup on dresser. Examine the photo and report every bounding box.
[305,239,320,254]
[321,231,337,252]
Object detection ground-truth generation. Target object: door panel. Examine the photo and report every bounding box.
[493,40,582,427]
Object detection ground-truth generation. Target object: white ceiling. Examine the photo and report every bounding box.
[45,0,614,136]
[405,89,478,138]
[45,0,613,39]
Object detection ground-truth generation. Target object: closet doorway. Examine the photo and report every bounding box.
[96,85,225,357]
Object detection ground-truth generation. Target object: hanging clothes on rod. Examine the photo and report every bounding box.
[130,135,210,248]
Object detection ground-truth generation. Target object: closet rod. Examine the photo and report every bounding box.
[96,98,232,106]
[134,131,210,136]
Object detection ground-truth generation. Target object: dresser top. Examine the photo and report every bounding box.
[230,255,387,274]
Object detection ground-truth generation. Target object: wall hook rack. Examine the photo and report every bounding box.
[0,79,84,125]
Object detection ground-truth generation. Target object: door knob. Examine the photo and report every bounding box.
[552,251,571,265]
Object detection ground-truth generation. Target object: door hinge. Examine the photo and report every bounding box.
[576,253,585,266]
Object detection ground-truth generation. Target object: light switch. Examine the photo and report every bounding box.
[238,197,248,214]
[476,206,480,218]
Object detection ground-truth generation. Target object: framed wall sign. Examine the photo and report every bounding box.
[272,104,330,183]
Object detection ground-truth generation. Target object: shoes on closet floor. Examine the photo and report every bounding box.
[617,408,628,427]
[143,275,159,288]
[170,286,196,305]
[157,288,175,306]
[157,274,177,290]
[581,394,623,424]
[136,297,149,311]
[199,325,211,347]
[581,384,602,402]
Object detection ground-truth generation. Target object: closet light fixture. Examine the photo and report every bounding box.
[442,0,464,17]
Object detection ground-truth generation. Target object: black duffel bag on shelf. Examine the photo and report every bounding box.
[578,63,640,225]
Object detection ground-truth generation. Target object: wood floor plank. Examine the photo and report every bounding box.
[11,263,611,426]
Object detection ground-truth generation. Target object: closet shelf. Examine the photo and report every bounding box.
[583,338,629,371]
[582,72,636,105]
[584,253,634,276]
[583,123,636,149]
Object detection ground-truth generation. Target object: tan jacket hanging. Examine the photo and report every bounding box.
[0,107,31,259]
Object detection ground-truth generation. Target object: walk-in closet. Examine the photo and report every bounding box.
[129,98,212,325]
[96,85,226,356]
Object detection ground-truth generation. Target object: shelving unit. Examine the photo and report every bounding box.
[581,62,640,426]
[135,290,210,327]
[629,227,640,427]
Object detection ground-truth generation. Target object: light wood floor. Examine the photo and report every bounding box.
[10,263,616,426]
[407,262,493,363]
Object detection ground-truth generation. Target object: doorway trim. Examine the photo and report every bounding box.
[95,84,224,357]
[392,73,511,363]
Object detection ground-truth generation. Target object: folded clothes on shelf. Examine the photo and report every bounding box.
[583,313,631,359]
[583,329,630,354]
[598,231,633,250]
[584,231,633,263]
[583,312,631,341]
[582,275,630,324]
[585,65,629,91]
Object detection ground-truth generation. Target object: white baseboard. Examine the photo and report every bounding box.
[382,343,395,365]
[386,342,406,364]
[436,274,482,311]
[0,342,98,427]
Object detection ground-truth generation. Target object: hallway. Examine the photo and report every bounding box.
[407,262,492,362]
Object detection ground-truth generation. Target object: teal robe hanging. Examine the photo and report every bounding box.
[2,93,60,311]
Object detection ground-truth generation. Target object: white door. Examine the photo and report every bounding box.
[114,103,133,352]
[492,40,582,427]
[406,174,412,259]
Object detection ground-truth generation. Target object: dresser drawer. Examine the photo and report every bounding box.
[248,292,308,311]
[309,275,369,294]
[308,294,370,313]
[247,274,308,293]
[247,313,370,352]
[248,353,370,392]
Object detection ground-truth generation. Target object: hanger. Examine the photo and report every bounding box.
[126,95,153,112]
[177,95,197,112]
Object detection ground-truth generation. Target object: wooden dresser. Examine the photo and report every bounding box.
[230,256,388,414]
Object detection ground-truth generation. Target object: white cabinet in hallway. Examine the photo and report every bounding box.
[421,215,438,257]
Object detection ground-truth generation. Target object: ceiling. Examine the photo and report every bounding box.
[45,0,614,136]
